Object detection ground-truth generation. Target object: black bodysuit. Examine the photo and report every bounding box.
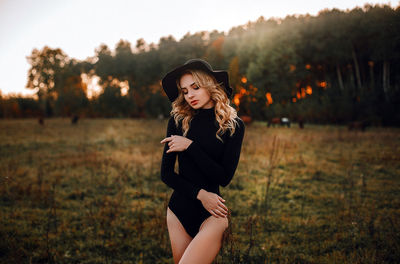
[160,107,245,238]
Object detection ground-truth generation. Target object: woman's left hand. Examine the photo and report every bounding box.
[160,135,193,153]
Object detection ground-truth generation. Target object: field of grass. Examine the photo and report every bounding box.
[0,118,399,263]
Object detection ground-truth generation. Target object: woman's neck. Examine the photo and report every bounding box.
[196,106,215,117]
[201,100,215,109]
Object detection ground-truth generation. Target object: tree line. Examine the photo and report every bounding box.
[1,4,399,125]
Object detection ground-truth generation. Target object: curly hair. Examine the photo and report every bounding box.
[170,69,238,142]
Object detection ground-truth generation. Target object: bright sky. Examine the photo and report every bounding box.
[0,0,396,97]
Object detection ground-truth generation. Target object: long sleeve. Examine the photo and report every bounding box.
[184,118,245,187]
[160,117,201,200]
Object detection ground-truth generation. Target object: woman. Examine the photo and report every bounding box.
[160,59,245,264]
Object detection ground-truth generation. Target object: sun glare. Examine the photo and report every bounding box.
[81,74,101,99]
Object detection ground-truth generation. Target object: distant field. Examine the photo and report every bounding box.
[1,118,399,263]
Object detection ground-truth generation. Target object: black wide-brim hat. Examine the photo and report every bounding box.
[161,58,233,102]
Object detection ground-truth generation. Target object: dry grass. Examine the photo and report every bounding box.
[0,118,399,263]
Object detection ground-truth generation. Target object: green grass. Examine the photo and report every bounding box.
[0,118,399,263]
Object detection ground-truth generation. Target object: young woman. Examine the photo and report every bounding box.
[160,59,245,264]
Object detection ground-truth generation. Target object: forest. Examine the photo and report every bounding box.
[1,4,399,126]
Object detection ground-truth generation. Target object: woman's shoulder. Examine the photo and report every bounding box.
[234,116,245,132]
[167,115,183,132]
[222,116,245,140]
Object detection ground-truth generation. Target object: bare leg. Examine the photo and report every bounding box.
[166,207,193,264]
[179,216,228,264]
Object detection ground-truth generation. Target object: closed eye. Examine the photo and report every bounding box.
[181,83,200,95]
[190,82,200,90]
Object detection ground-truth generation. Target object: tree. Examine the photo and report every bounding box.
[26,46,69,116]
[96,82,131,117]
[94,44,115,82]
[54,60,89,116]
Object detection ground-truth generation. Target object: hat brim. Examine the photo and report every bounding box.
[162,60,233,102]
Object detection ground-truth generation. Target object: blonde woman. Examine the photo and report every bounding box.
[160,59,245,264]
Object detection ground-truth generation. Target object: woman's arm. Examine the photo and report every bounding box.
[184,118,245,187]
[160,117,201,200]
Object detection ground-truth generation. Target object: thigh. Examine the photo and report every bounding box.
[179,216,228,264]
[199,215,229,234]
[166,207,192,264]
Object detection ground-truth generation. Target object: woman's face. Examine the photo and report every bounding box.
[179,73,214,109]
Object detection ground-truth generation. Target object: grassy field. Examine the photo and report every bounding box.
[0,118,399,264]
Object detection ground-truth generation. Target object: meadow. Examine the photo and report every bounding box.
[0,118,399,264]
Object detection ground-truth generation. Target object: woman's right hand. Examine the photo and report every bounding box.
[197,189,228,218]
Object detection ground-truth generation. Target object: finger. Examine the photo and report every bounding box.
[213,209,226,218]
[160,137,172,143]
[218,196,226,203]
[218,201,228,212]
[217,204,228,214]
[210,209,220,218]
[218,208,228,216]
[166,147,174,153]
[166,146,173,153]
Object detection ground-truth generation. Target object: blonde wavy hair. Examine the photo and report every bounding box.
[170,69,238,142]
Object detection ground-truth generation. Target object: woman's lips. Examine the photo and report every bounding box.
[191,100,198,105]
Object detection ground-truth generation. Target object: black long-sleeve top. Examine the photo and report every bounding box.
[160,107,245,200]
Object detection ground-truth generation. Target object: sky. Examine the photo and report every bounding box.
[0,0,396,97]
